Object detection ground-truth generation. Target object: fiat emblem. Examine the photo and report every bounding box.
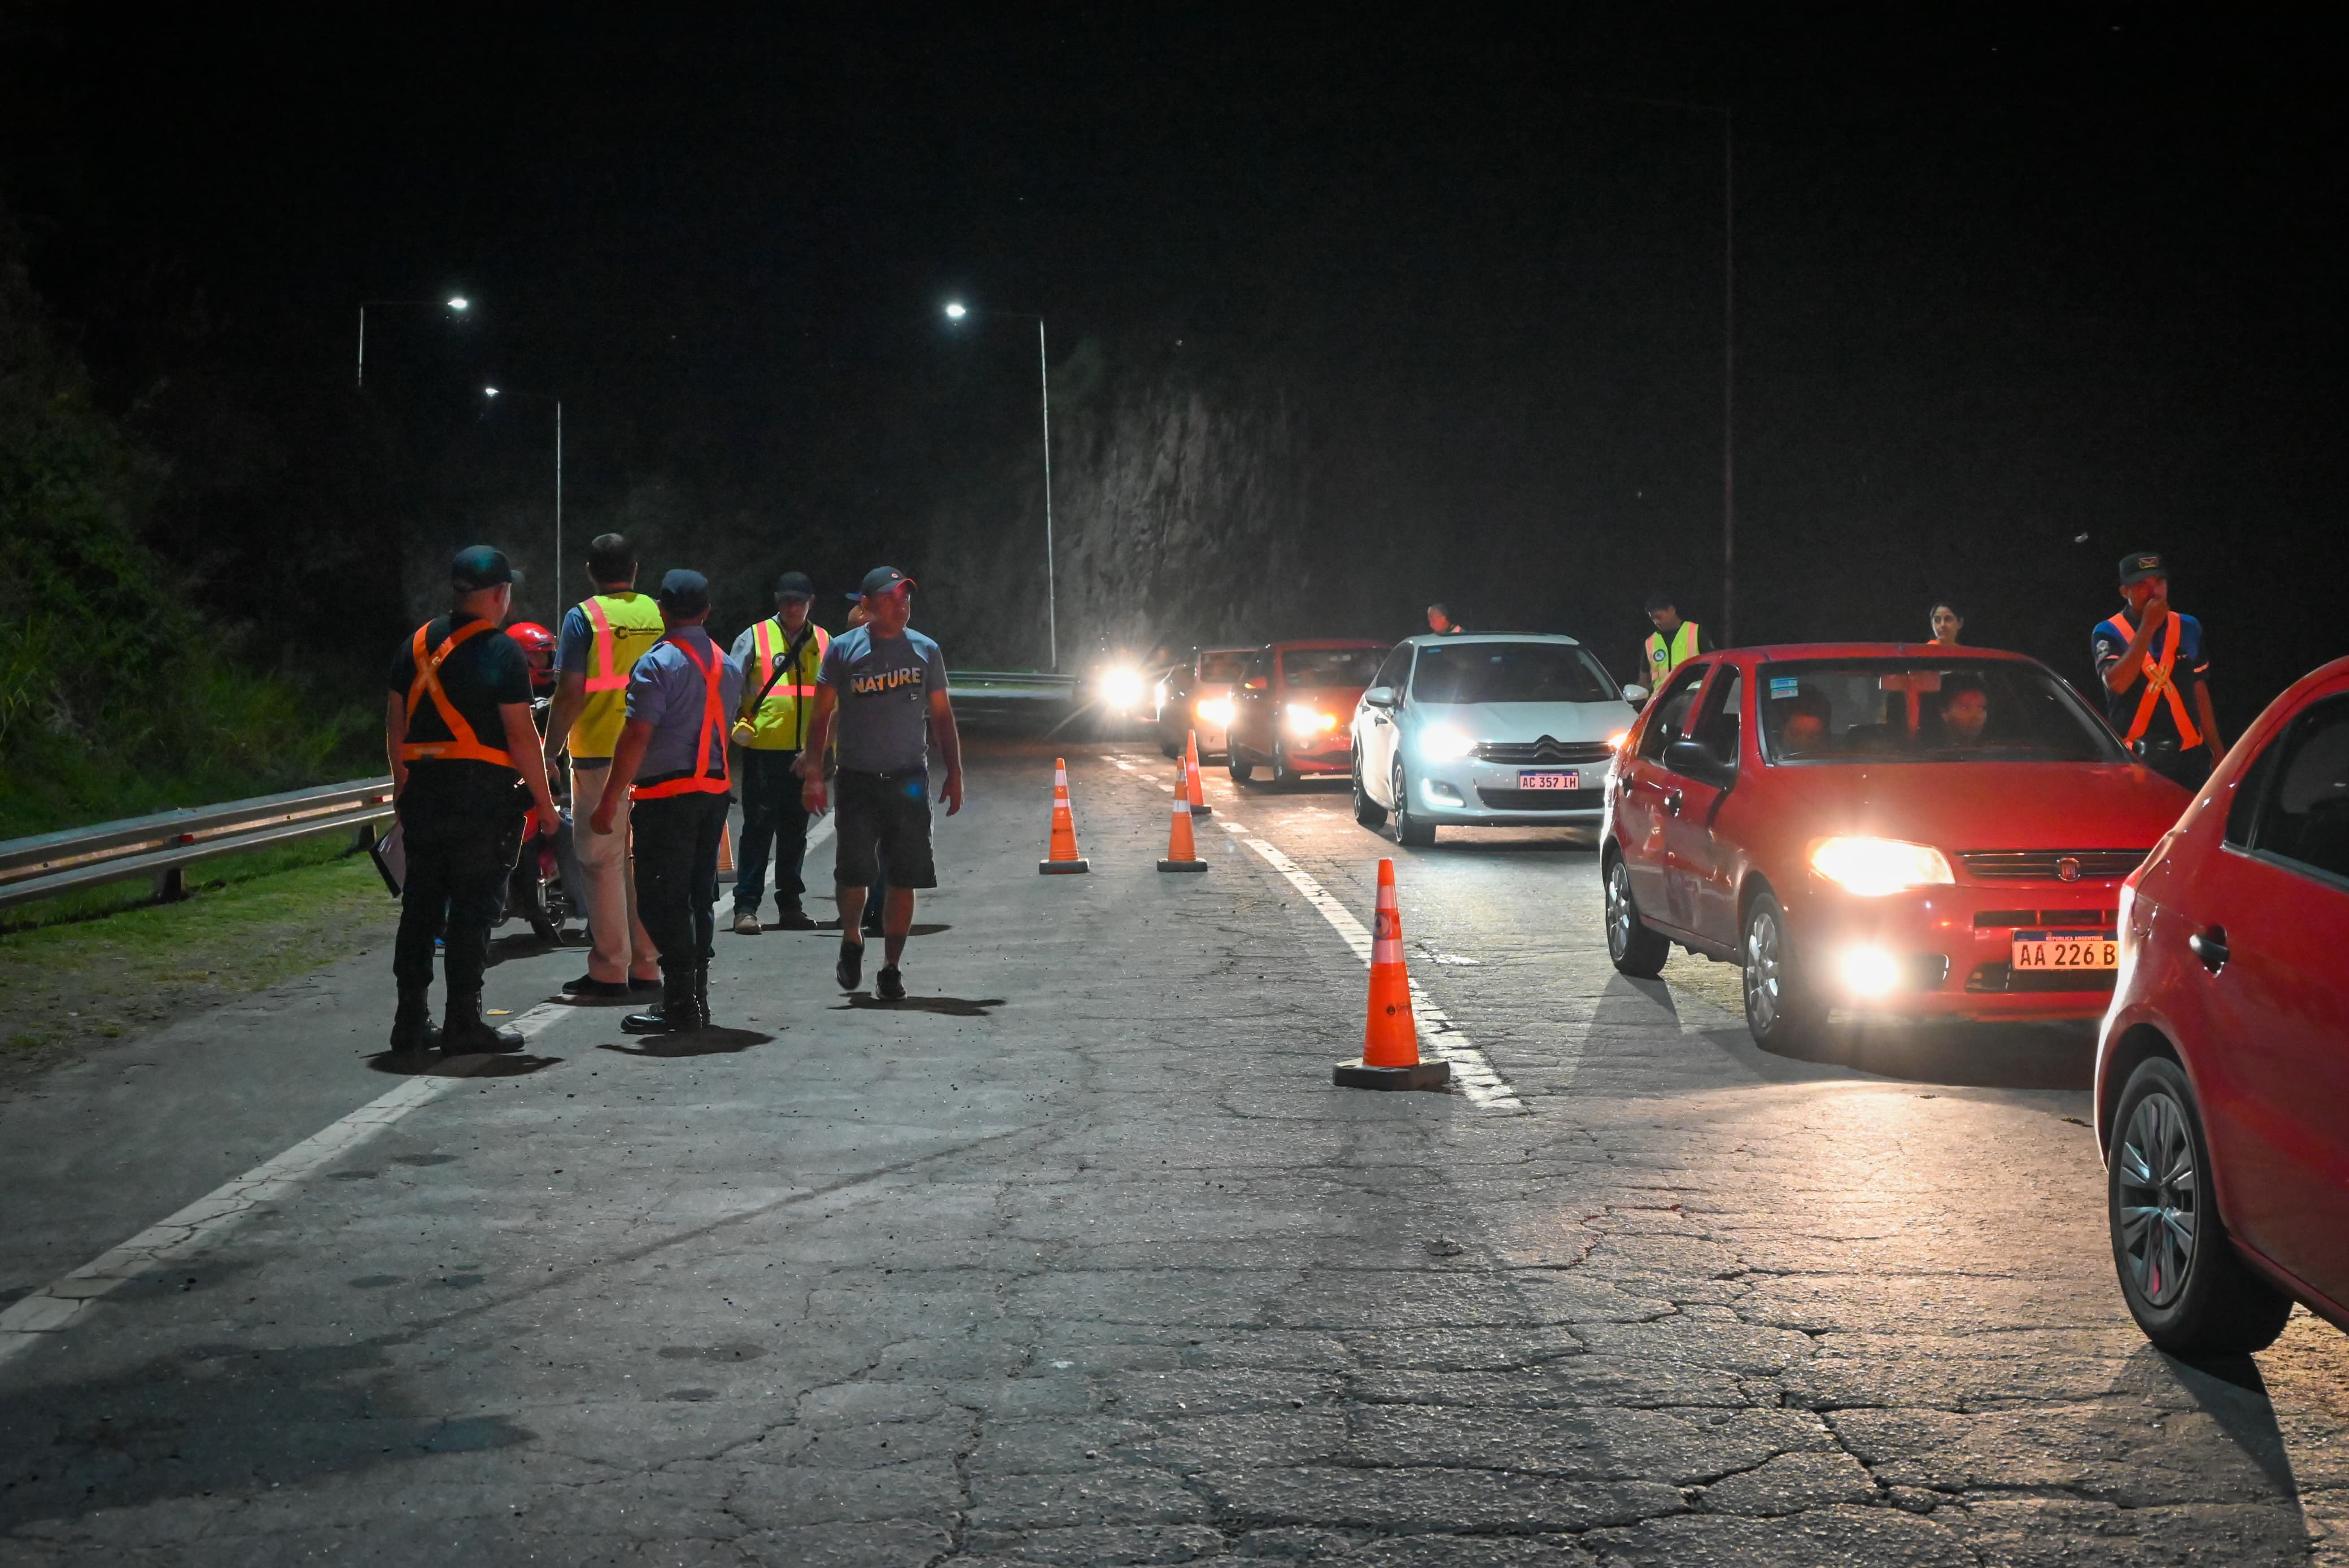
[2057,857,2082,883]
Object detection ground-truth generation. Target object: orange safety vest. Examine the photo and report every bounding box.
[2101,614,2200,748]
[399,620,516,767]
[632,634,732,800]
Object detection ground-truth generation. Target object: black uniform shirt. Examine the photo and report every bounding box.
[389,614,531,817]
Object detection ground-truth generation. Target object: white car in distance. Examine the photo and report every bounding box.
[1350,634,1647,845]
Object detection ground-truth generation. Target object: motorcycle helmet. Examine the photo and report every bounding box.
[508,621,557,694]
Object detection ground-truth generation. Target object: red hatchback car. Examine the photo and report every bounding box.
[1229,640,1388,785]
[2096,656,2349,1355]
[1605,645,2191,1047]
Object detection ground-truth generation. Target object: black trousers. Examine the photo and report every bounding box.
[733,748,811,915]
[632,792,731,973]
[393,805,523,996]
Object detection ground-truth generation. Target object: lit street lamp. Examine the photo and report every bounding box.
[356,295,469,390]
[942,301,1059,671]
[483,386,564,613]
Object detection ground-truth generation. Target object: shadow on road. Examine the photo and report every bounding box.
[1769,1018,2096,1090]
[597,1027,774,1059]
[364,1051,562,1078]
[836,994,1003,1017]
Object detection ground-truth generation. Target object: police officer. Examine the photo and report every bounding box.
[591,570,744,1034]
[2094,550,2224,789]
[1643,593,1702,688]
[544,533,667,999]
[797,567,964,1002]
[384,547,561,1054]
[726,571,830,933]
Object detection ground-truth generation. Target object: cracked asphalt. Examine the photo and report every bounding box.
[2,739,2345,1565]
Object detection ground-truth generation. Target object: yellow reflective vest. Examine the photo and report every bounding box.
[1644,620,1702,683]
[569,592,666,758]
[735,619,831,751]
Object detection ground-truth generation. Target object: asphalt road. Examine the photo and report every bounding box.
[2,738,2344,1565]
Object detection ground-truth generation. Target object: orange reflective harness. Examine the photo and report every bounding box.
[582,597,632,693]
[2102,614,2200,748]
[398,620,515,768]
[632,634,732,800]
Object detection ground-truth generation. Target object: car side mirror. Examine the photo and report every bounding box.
[1664,737,1730,784]
[1622,684,1649,705]
[1363,685,1396,709]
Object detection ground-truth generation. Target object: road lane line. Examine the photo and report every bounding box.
[0,1001,570,1365]
[1208,819,1526,1112]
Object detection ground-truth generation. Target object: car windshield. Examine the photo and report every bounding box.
[1197,651,1250,683]
[1757,659,2126,764]
[1281,647,1384,687]
[1411,642,1619,704]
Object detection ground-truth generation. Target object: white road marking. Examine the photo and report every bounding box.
[0,1002,570,1365]
[1210,819,1526,1112]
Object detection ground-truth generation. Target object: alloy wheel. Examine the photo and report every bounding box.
[1605,861,1636,961]
[1744,907,1784,1032]
[2116,1090,2199,1308]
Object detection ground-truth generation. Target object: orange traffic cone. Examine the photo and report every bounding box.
[717,820,736,875]
[1038,757,1090,874]
[1159,755,1208,872]
[1184,730,1212,816]
[1334,858,1451,1090]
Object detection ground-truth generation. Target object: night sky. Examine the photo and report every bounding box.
[2,6,2342,714]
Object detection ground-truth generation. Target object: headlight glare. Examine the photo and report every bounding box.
[1808,836,1954,897]
[1099,667,1146,711]
[1283,702,1339,737]
[1195,697,1233,727]
[1418,724,1475,761]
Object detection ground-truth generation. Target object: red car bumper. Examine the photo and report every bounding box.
[1795,876,2129,1023]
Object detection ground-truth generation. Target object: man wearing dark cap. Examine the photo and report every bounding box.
[589,570,745,1033]
[726,571,830,932]
[1643,593,1702,688]
[383,547,562,1054]
[2093,551,2224,789]
[797,566,964,1001]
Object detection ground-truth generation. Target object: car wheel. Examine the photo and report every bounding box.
[1352,749,1389,828]
[2108,1056,2293,1356]
[1741,891,1817,1050]
[1160,733,1180,759]
[1391,760,1436,846]
[1604,852,1670,978]
[1272,738,1299,787]
[1229,752,1256,785]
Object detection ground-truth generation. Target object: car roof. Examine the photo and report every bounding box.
[1729,643,2040,663]
[1398,632,1584,648]
[1262,638,1387,650]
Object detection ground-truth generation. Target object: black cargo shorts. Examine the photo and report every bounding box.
[832,767,937,889]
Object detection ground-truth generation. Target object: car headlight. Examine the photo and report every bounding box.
[1809,836,1955,897]
[1605,730,1629,750]
[1418,724,1474,761]
[1195,697,1233,727]
[1284,702,1340,738]
[1099,667,1146,711]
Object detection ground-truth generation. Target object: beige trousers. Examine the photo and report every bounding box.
[571,763,661,981]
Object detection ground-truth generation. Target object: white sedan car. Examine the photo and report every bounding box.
[1350,634,1646,845]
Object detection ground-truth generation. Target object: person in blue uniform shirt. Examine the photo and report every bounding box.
[2093,550,2224,790]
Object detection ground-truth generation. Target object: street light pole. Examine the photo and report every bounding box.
[357,296,469,390]
[944,302,1059,670]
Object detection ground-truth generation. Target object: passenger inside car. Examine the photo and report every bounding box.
[1937,676,1990,746]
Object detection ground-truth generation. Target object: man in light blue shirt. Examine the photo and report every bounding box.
[590,570,744,1033]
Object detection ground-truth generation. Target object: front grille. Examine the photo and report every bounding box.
[1972,907,2117,929]
[1473,737,1617,765]
[1958,849,2148,883]
[1476,787,1606,811]
[1966,961,2120,994]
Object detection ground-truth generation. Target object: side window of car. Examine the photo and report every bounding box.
[1692,668,1743,768]
[2223,731,2279,848]
[1635,665,1708,763]
[1373,644,1413,693]
[2251,695,2349,885]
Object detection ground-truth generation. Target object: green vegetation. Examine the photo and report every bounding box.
[0,230,374,839]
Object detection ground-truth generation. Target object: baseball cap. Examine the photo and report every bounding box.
[857,566,915,599]
[2118,551,2167,586]
[773,570,814,600]
[657,568,711,616]
[451,545,520,591]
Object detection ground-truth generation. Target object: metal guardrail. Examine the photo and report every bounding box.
[0,779,397,913]
[944,670,1079,702]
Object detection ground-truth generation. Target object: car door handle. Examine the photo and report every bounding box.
[1663,788,1683,816]
[2189,926,2229,972]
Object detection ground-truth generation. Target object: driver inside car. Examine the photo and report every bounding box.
[1937,675,1990,747]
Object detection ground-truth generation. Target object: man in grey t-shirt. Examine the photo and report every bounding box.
[797,566,964,1001]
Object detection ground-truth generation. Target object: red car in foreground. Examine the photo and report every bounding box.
[1229,640,1387,785]
[2096,656,2349,1355]
[1605,645,2190,1047]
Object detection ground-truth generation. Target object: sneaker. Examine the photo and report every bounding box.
[835,936,863,993]
[561,975,632,999]
[876,965,905,1002]
[732,911,762,935]
[773,907,818,931]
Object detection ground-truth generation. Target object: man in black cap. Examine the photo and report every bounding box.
[2093,550,2224,789]
[797,566,963,1001]
[725,571,829,932]
[383,546,562,1054]
[590,569,744,1033]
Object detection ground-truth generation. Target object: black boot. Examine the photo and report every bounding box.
[441,990,524,1054]
[695,962,713,1029]
[389,985,441,1054]
[622,965,701,1034]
